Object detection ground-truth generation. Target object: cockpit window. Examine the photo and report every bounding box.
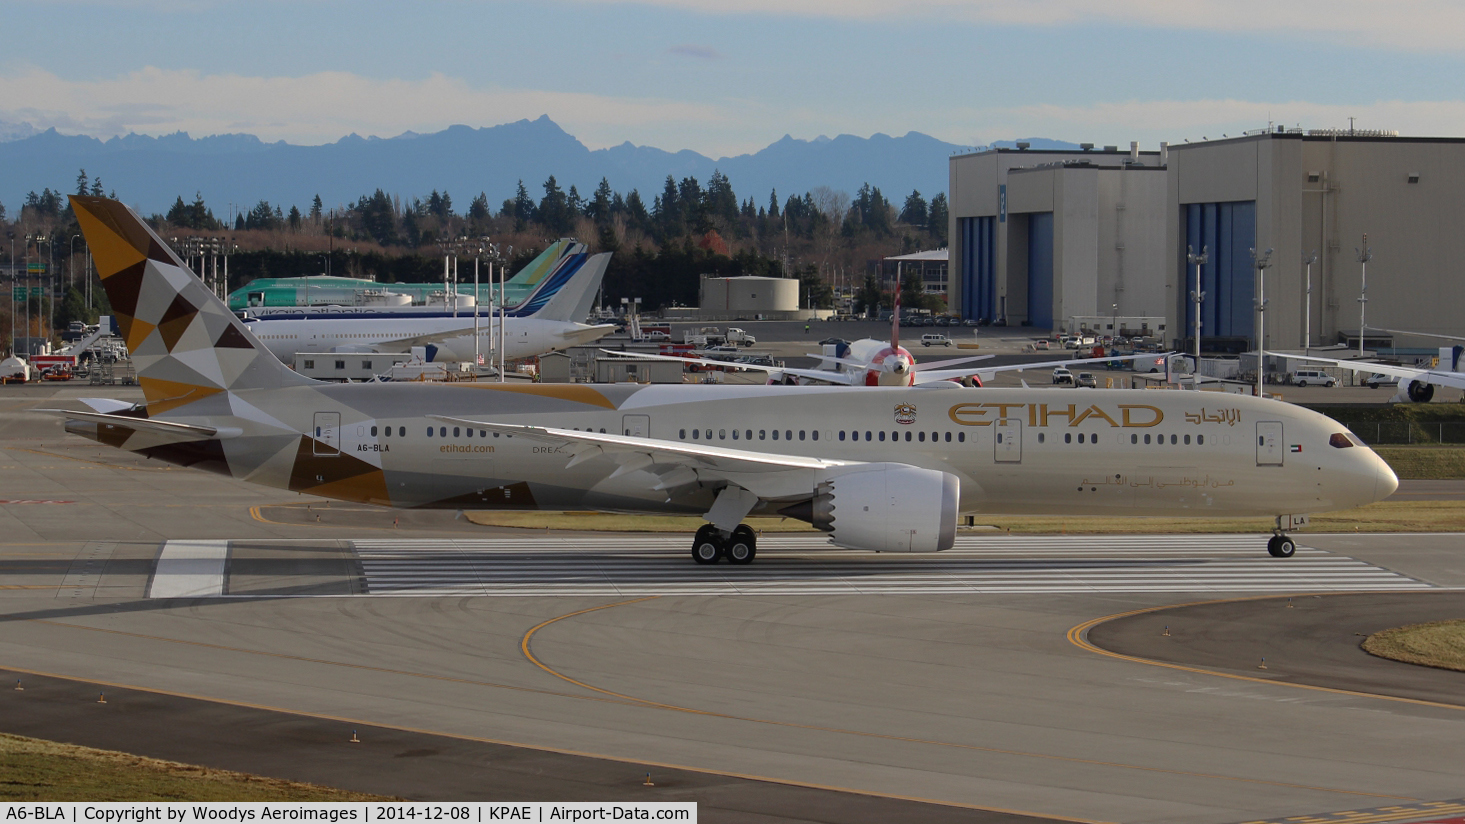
[1329,432,1355,449]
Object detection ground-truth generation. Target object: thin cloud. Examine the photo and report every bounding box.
[575,0,1465,51]
[667,44,722,59]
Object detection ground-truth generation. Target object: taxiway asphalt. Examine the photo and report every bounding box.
[3,385,1465,824]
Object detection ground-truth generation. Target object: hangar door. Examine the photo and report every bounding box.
[1027,212,1054,330]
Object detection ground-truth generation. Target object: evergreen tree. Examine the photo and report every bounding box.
[654,175,681,239]
[588,178,614,224]
[288,205,302,231]
[900,190,928,226]
[310,194,323,223]
[624,190,651,236]
[75,168,90,197]
[767,189,779,219]
[90,177,103,197]
[511,180,535,231]
[467,192,490,222]
[927,193,949,245]
[166,196,189,226]
[537,176,573,235]
[354,190,397,245]
[705,170,738,224]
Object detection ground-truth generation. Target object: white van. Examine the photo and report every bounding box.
[921,334,952,347]
[1292,368,1336,388]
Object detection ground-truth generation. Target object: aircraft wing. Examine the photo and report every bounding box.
[1290,355,1465,391]
[1366,326,1465,344]
[598,349,860,385]
[557,323,617,343]
[964,352,1172,383]
[430,415,862,503]
[368,324,486,350]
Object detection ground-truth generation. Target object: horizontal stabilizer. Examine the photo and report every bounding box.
[37,408,235,439]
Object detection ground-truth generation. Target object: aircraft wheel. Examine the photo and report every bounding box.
[1267,535,1296,558]
[692,525,724,564]
[726,525,757,565]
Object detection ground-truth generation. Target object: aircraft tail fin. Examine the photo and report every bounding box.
[70,195,313,416]
[538,252,610,323]
[505,248,608,321]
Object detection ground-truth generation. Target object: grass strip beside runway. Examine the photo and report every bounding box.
[1363,620,1465,673]
[0,733,389,801]
[1373,446,1465,479]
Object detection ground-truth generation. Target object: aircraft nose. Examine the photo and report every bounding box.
[1374,456,1399,501]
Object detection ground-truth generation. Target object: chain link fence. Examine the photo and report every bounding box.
[1343,421,1465,445]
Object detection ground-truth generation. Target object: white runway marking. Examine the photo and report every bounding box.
[350,535,1434,597]
[149,539,229,598]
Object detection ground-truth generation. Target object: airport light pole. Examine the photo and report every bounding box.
[1302,250,1317,353]
[1252,247,1273,398]
[499,245,512,382]
[1187,244,1208,362]
[7,231,14,356]
[22,233,33,353]
[1356,236,1372,357]
[70,234,82,293]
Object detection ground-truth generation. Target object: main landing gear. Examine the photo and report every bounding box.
[1267,516,1296,558]
[691,523,757,565]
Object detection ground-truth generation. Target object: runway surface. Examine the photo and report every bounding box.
[350,535,1431,597]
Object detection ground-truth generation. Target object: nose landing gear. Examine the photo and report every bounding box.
[1267,516,1297,557]
[1266,534,1296,558]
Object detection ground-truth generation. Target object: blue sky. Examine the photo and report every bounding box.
[3,0,1462,156]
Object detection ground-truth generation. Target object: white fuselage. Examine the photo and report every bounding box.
[183,382,1395,518]
[241,315,611,363]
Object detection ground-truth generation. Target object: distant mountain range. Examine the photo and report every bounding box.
[0,116,1079,216]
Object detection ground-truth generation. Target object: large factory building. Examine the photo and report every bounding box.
[949,130,1465,350]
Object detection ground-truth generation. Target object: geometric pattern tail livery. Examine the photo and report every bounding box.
[70,195,311,416]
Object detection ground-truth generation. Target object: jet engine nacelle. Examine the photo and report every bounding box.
[1408,380,1435,403]
[809,463,958,552]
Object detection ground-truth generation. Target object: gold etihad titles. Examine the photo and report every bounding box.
[947,402,1166,428]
